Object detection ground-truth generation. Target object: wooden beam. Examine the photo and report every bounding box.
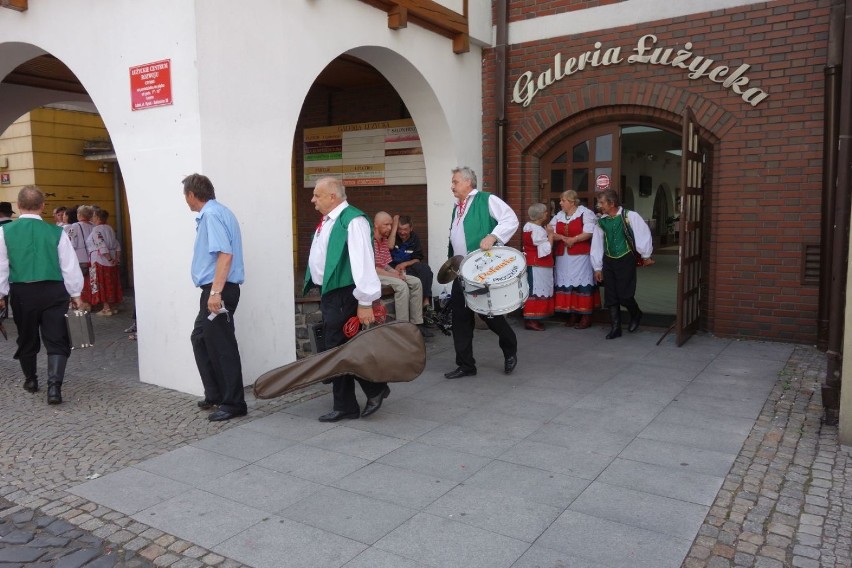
[356,0,468,54]
[388,5,408,29]
[392,0,466,34]
[0,0,28,11]
[452,32,469,55]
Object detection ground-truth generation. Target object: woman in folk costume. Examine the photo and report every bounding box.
[522,203,555,331]
[86,209,123,316]
[548,189,600,329]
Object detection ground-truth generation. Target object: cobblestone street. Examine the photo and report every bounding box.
[0,303,851,567]
[0,305,322,567]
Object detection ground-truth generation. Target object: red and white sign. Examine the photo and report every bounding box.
[0,173,9,185]
[595,173,611,190]
[130,59,173,111]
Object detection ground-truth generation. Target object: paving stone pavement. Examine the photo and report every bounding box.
[0,302,327,567]
[1,299,851,567]
[683,344,852,568]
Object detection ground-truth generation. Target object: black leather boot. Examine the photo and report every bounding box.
[47,354,67,405]
[624,298,643,333]
[605,305,622,340]
[20,356,38,393]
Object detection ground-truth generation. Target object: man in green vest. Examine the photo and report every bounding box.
[0,185,86,404]
[305,176,390,422]
[591,188,654,339]
[444,166,520,379]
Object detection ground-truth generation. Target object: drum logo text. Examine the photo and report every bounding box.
[475,255,517,283]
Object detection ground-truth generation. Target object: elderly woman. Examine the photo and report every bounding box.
[548,190,600,328]
[86,209,123,315]
[522,203,555,331]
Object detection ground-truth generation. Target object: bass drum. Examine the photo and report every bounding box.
[458,246,529,316]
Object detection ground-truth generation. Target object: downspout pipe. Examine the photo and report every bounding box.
[495,0,508,200]
[824,0,852,425]
[821,2,845,351]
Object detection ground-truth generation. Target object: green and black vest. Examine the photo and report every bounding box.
[303,205,368,295]
[597,209,634,259]
[448,191,498,257]
[3,218,63,282]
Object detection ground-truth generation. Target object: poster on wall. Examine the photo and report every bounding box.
[129,59,173,111]
[303,119,426,188]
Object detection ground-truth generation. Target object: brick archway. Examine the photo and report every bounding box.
[512,80,730,158]
[506,81,729,216]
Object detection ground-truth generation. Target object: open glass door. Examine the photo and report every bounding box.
[675,108,705,346]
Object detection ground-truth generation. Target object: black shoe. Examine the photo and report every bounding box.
[627,308,643,333]
[444,367,476,379]
[504,355,518,375]
[418,325,434,338]
[606,305,622,340]
[23,379,38,393]
[197,399,217,410]
[318,410,360,422]
[47,384,62,405]
[208,408,247,422]
[362,386,390,418]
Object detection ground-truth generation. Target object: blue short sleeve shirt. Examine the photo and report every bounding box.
[191,199,245,287]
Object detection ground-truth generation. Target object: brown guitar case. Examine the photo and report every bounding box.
[253,321,426,400]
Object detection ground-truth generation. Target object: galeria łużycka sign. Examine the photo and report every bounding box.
[512,34,769,108]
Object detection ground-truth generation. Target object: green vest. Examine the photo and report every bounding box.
[448,191,498,257]
[598,210,633,259]
[303,205,367,295]
[3,218,64,283]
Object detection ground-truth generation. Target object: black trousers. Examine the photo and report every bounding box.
[190,282,246,413]
[321,285,386,413]
[10,281,71,359]
[602,254,639,308]
[450,278,517,372]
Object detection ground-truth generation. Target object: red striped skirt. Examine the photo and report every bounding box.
[89,264,123,305]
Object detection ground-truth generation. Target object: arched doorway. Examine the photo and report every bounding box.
[0,48,139,379]
[540,122,692,323]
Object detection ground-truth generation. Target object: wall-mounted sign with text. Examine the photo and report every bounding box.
[303,119,426,188]
[512,34,769,109]
[0,173,9,185]
[129,59,173,111]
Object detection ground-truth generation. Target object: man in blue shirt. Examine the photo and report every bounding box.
[183,173,247,422]
[390,215,434,315]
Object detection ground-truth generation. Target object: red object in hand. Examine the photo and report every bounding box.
[343,304,388,338]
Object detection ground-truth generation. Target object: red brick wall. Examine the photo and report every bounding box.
[485,0,830,342]
[295,82,428,271]
[508,0,626,23]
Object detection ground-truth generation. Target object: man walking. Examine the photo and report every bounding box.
[444,166,520,379]
[591,188,654,339]
[0,185,86,404]
[184,173,247,422]
[306,176,390,421]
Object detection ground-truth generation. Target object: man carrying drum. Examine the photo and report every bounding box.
[444,166,520,379]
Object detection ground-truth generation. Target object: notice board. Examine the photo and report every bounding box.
[129,59,173,111]
[303,119,426,188]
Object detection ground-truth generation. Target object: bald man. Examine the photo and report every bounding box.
[373,211,430,336]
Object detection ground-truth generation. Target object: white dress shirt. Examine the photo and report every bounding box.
[449,190,519,256]
[0,214,84,297]
[308,201,381,306]
[590,207,654,271]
